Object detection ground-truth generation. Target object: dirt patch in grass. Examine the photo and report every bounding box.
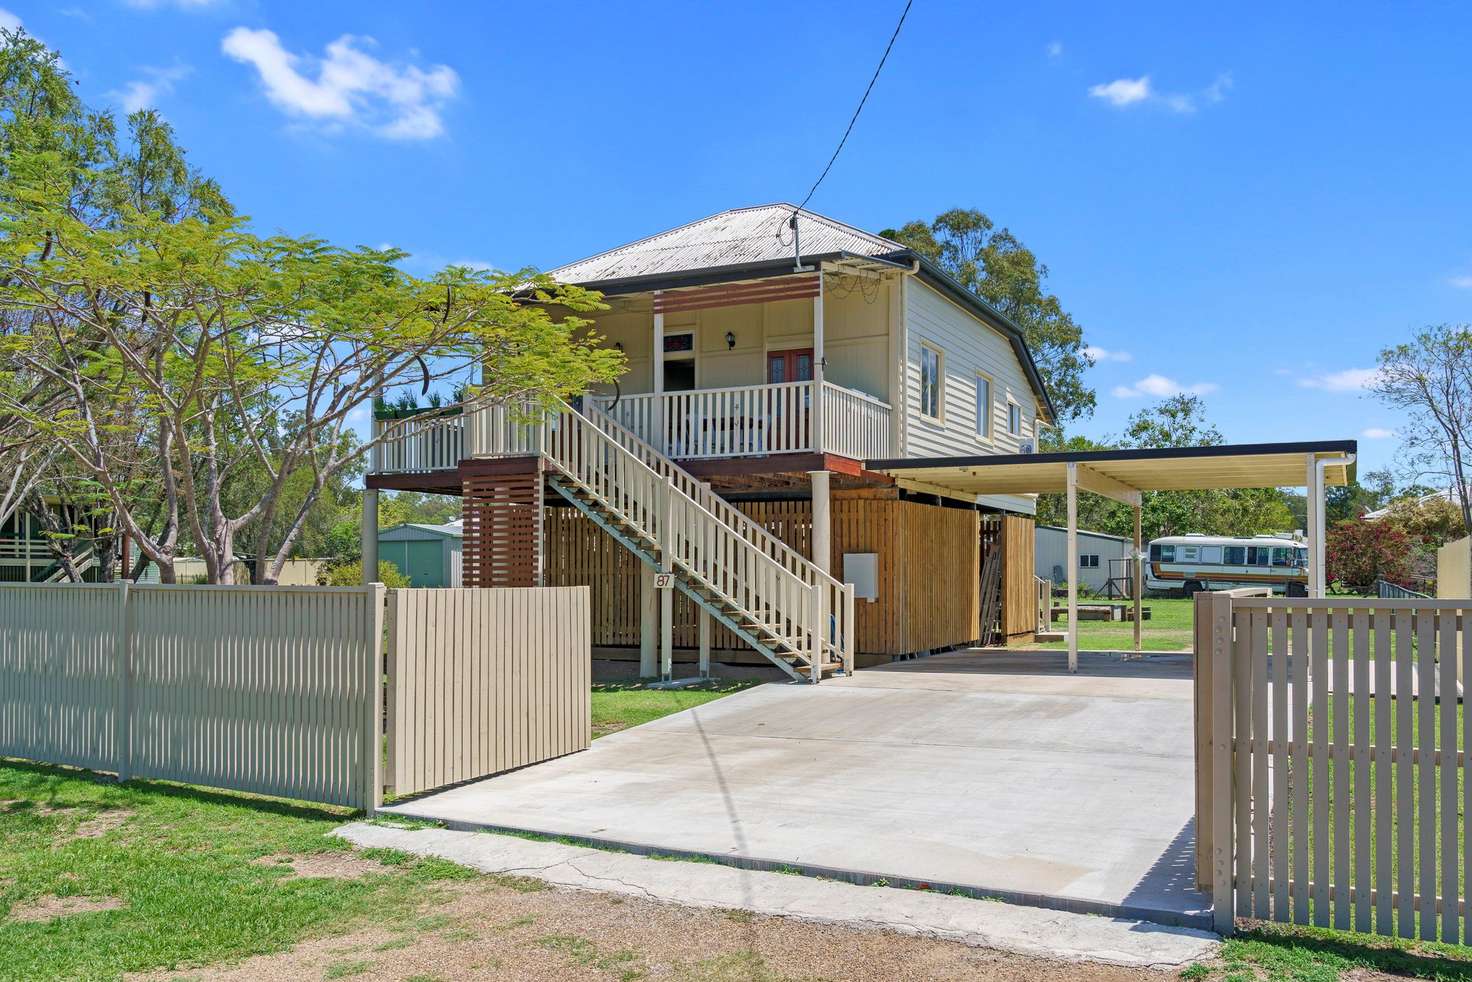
[137,876,1174,982]
[251,852,391,880]
[9,894,125,923]
[70,808,134,839]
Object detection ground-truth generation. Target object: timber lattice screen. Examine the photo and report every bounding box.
[462,466,543,588]
[1197,593,1469,939]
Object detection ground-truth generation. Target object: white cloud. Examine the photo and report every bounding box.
[125,0,224,9]
[221,27,459,140]
[1046,40,1063,59]
[1089,76,1152,108]
[1089,72,1231,114]
[1361,427,1396,439]
[1298,367,1381,392]
[1083,345,1132,363]
[1111,374,1219,399]
[1449,274,1472,289]
[0,7,22,31]
[110,64,192,113]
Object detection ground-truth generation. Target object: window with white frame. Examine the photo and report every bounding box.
[1079,554,1100,569]
[974,373,992,439]
[1007,402,1023,436]
[919,343,943,420]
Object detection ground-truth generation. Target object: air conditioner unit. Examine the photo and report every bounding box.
[1018,439,1035,454]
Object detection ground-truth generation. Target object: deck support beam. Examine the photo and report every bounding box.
[1075,464,1142,508]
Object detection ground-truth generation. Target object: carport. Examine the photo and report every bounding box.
[869,441,1357,670]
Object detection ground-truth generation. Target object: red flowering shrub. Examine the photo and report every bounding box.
[1326,519,1413,594]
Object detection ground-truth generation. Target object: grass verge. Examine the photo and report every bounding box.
[591,678,763,738]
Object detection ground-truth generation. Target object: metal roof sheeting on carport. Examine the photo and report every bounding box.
[868,441,1358,497]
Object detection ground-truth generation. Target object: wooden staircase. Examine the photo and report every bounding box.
[470,399,855,682]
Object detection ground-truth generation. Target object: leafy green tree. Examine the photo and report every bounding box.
[0,32,624,584]
[1372,324,1472,537]
[881,208,1093,422]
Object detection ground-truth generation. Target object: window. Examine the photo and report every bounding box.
[919,343,943,419]
[1247,546,1272,566]
[1200,546,1222,564]
[1272,548,1295,567]
[1080,554,1100,569]
[1223,546,1246,565]
[1181,546,1200,562]
[1295,547,1309,568]
[974,373,992,439]
[1007,402,1023,436]
[1150,544,1176,562]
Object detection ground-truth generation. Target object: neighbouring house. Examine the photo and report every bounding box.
[379,521,464,587]
[1036,524,1130,595]
[362,203,1357,679]
[0,505,113,583]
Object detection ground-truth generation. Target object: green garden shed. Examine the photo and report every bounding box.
[377,521,463,587]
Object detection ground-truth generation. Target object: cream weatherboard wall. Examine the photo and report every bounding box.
[903,277,1039,514]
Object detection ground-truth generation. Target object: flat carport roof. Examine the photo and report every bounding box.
[867,440,1357,496]
[869,440,1358,671]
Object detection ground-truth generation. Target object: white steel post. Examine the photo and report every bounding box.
[1133,502,1143,653]
[1313,456,1324,600]
[659,475,675,681]
[698,610,711,679]
[809,582,824,683]
[812,270,825,452]
[809,470,831,576]
[652,295,665,454]
[1066,462,1079,673]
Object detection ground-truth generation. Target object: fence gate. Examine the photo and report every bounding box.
[1196,593,1469,940]
[385,586,590,798]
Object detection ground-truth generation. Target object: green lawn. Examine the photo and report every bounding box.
[0,761,478,982]
[591,678,764,737]
[1025,595,1197,652]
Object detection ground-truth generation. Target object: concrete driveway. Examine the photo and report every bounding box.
[382,650,1208,928]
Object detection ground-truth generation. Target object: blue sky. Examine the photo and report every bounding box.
[11,1,1472,476]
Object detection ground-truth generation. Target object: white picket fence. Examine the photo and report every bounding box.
[1197,593,1470,940]
[0,583,591,809]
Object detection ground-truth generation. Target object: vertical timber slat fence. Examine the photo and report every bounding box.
[1196,592,1469,940]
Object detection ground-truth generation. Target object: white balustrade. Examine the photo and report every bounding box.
[371,412,465,474]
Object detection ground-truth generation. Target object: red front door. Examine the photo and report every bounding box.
[767,348,814,384]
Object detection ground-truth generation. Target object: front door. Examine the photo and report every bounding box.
[767,348,814,385]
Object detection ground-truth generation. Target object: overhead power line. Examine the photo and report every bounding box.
[792,0,914,218]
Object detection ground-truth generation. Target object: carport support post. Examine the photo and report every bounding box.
[1133,502,1143,653]
[1305,454,1324,597]
[1066,462,1079,673]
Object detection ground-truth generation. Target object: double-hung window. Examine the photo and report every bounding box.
[919,343,943,420]
[974,373,992,438]
[1007,402,1023,437]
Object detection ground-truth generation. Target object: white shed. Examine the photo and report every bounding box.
[1035,524,1130,595]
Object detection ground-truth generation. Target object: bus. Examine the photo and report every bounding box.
[1145,534,1308,596]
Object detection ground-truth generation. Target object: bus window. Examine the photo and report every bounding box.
[1223,546,1246,565]
[1247,546,1271,566]
[1272,548,1295,566]
[1181,546,1200,562]
[1200,546,1222,564]
[1150,544,1175,562]
[1295,547,1308,568]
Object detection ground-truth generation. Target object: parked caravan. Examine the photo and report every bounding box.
[1146,534,1308,596]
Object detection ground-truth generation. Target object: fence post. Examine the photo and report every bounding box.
[1207,590,1236,934]
[114,580,133,783]
[364,583,387,813]
[1193,591,1212,891]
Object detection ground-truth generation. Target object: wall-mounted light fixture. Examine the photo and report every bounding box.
[725,331,736,351]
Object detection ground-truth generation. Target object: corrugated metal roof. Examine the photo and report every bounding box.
[547,204,904,286]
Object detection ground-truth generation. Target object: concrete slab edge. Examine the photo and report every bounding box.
[336,821,1220,970]
[374,806,1213,932]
